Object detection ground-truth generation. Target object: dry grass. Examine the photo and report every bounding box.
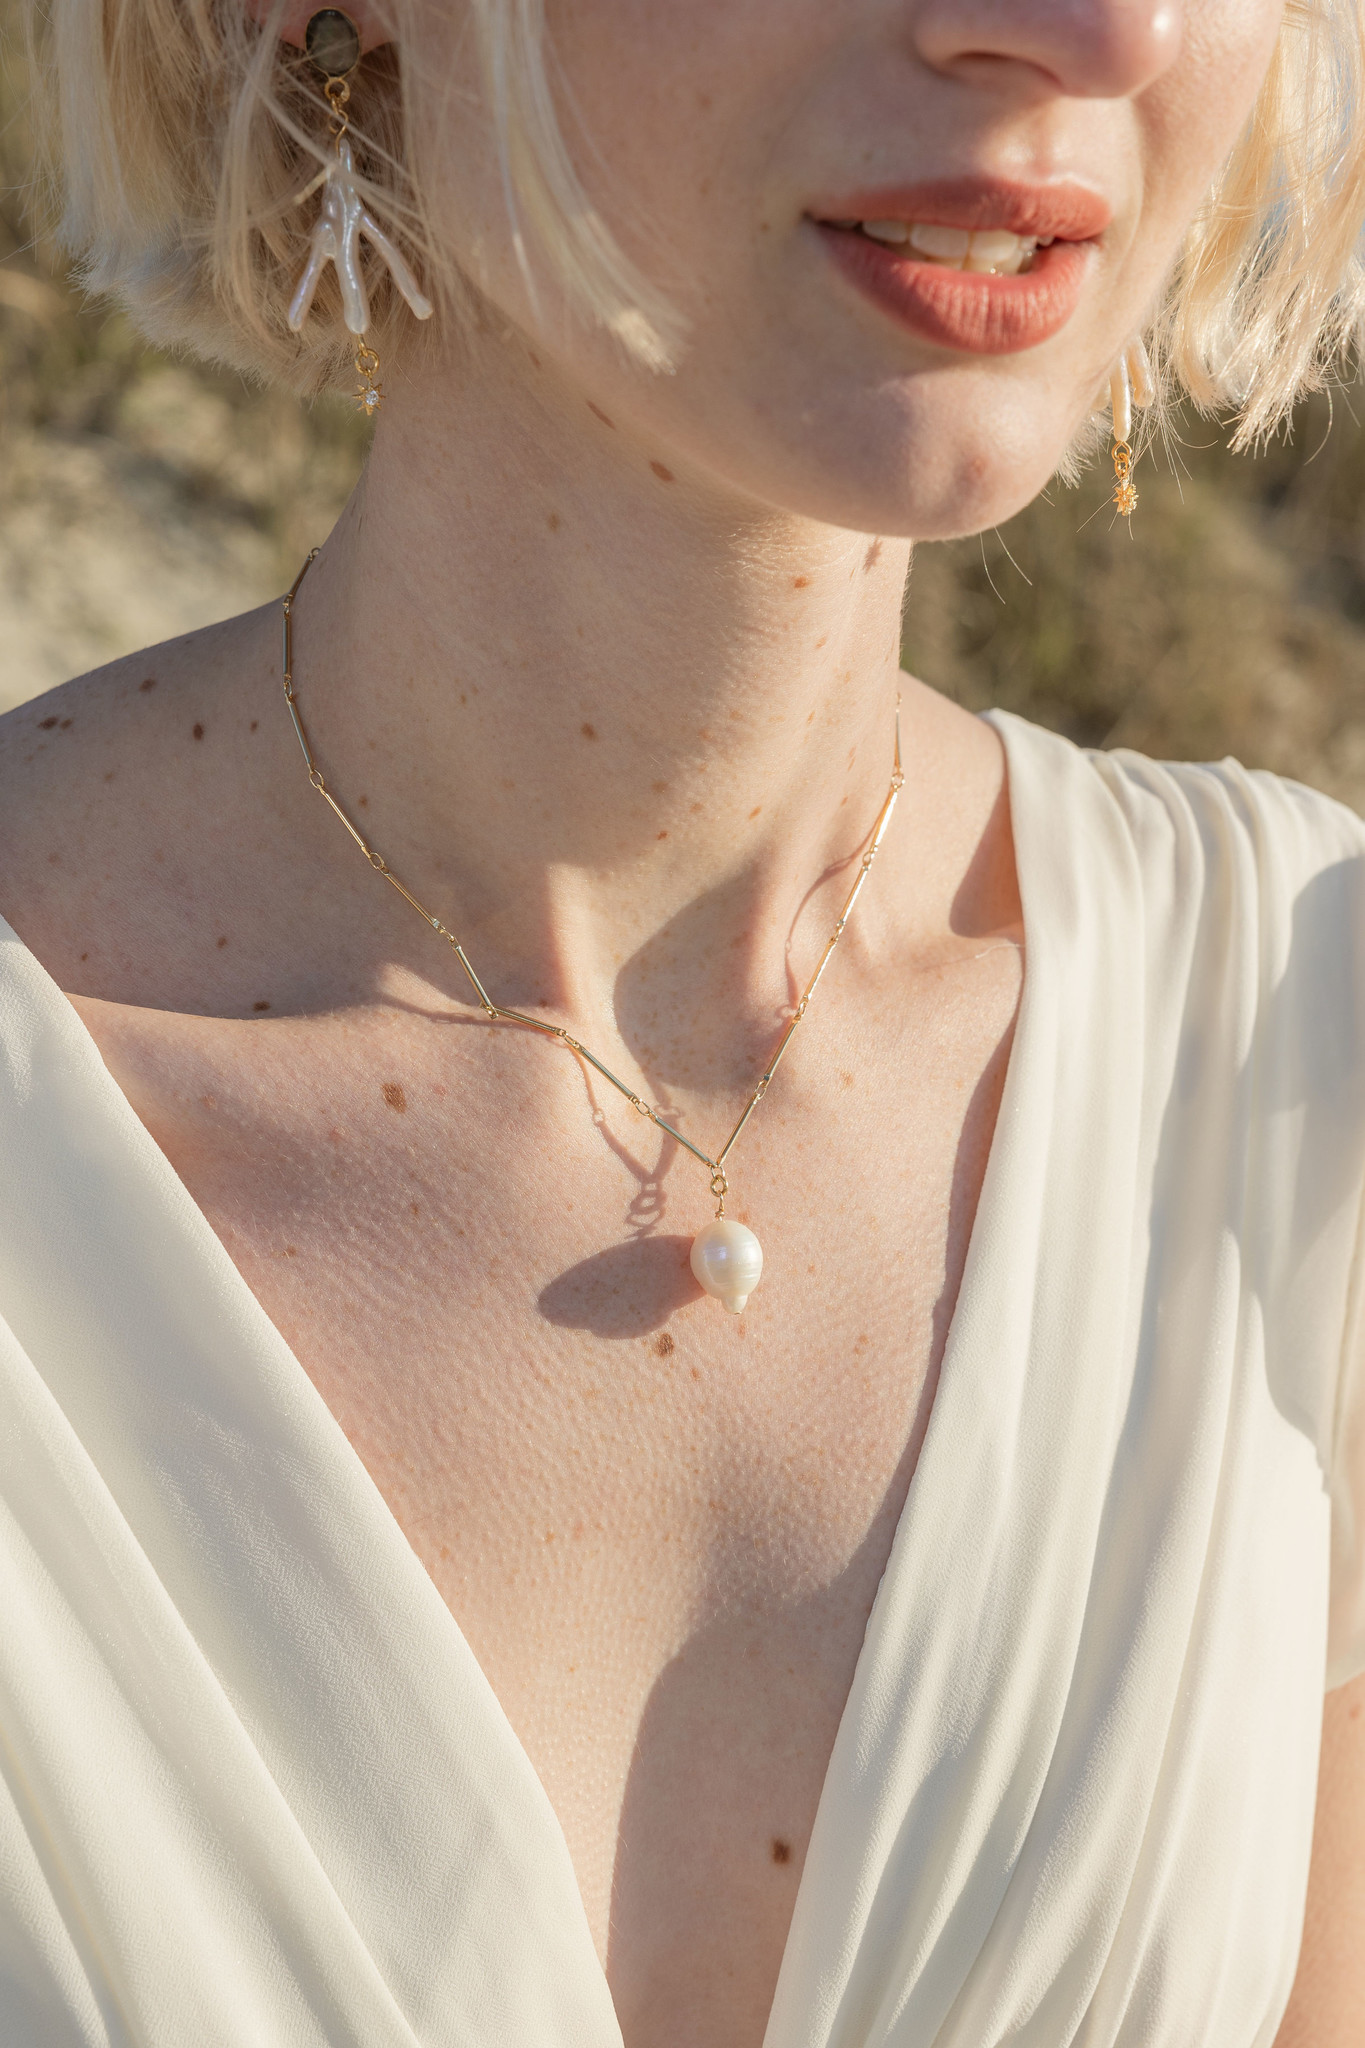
[5,5,1365,803]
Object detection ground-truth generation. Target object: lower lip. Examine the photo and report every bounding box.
[817,224,1093,355]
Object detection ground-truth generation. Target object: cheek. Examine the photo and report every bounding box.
[415,0,762,334]
[1138,0,1285,244]
[545,0,784,252]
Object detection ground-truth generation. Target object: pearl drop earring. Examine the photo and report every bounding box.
[1103,336,1155,519]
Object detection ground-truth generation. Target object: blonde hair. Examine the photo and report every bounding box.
[1161,0,1365,447]
[22,0,1365,438]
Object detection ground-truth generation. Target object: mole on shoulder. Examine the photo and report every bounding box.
[37,715,57,730]
[771,1840,791,1865]
[382,1082,408,1112]
[253,1000,271,1012]
[139,676,157,691]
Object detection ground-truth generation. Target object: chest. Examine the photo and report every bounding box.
[78,955,1017,2043]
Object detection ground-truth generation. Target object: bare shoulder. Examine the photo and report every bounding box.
[0,605,282,1004]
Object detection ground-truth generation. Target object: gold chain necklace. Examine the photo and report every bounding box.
[279,549,904,1312]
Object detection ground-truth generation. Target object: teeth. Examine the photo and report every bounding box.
[853,221,1040,274]
[964,228,1027,272]
[908,224,971,261]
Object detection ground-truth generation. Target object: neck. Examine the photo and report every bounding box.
[287,327,912,1038]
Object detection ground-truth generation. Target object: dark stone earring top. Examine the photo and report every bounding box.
[304,8,362,78]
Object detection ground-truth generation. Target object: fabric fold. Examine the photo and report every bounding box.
[0,917,622,2048]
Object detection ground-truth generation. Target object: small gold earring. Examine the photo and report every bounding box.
[1105,336,1154,519]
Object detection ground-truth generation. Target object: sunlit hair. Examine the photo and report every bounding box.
[23,0,1365,440]
[1160,0,1365,448]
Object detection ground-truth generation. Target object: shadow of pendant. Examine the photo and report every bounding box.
[537,1235,701,1339]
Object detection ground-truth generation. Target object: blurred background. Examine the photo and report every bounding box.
[6,17,1365,810]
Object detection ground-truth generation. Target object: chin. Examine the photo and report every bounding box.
[704,360,1096,540]
[755,419,1076,543]
[889,464,1057,543]
[874,380,1093,538]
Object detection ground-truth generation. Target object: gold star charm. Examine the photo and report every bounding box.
[1112,441,1138,519]
[353,340,383,415]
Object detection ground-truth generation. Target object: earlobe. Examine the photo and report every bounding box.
[238,0,388,55]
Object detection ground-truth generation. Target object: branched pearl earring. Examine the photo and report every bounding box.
[288,8,433,413]
[1100,336,1155,519]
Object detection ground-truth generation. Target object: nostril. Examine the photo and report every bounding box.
[916,0,1183,103]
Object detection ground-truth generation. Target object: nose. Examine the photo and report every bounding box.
[911,0,1182,100]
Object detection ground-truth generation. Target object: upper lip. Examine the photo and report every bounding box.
[810,177,1112,244]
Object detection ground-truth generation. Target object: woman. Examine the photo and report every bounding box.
[1,0,1363,2040]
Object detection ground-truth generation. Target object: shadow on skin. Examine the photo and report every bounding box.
[611,842,868,1096]
[601,1475,914,2046]
[537,1233,701,1338]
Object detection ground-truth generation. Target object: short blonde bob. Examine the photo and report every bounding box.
[22,0,1365,446]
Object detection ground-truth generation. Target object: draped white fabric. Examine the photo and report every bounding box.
[1,711,1364,2047]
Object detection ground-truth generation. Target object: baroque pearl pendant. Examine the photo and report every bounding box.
[690,1219,764,1313]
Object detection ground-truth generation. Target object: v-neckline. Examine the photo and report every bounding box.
[2,709,1047,2048]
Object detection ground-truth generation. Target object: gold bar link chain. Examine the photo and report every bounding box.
[280,551,904,1209]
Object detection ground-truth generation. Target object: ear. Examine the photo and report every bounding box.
[239,0,389,56]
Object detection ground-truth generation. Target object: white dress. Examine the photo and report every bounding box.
[1,710,1364,2048]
